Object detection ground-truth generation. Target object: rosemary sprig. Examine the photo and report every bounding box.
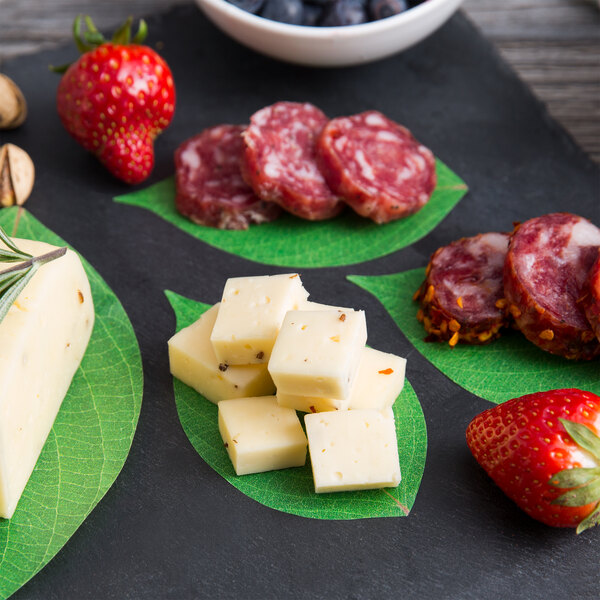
[0,223,67,324]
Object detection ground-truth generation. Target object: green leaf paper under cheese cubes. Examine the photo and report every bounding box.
[166,290,427,520]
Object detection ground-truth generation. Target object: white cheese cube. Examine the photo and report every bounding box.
[276,391,348,414]
[305,408,401,493]
[348,348,406,410]
[0,239,94,519]
[210,274,309,365]
[268,310,367,399]
[218,396,307,475]
[168,303,275,404]
[302,300,354,312]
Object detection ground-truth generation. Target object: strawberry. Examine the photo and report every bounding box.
[55,16,175,184]
[466,389,600,533]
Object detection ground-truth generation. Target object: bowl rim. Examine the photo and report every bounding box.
[198,0,457,38]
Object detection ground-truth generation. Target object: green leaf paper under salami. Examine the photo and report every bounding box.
[115,160,467,268]
[347,270,600,405]
[0,207,143,600]
[166,290,427,520]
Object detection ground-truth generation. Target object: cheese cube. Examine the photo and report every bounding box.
[210,274,309,365]
[276,391,348,414]
[218,396,307,475]
[0,239,94,519]
[168,304,275,404]
[302,300,354,312]
[268,310,367,399]
[348,348,406,410]
[305,408,401,493]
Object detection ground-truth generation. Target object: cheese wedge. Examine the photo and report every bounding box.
[168,303,275,404]
[0,239,94,519]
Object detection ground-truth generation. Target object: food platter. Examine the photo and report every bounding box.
[1,5,598,599]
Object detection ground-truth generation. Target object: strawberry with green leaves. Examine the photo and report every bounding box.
[466,388,600,533]
[55,16,175,184]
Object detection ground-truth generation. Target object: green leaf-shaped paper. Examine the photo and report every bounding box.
[167,290,427,519]
[0,208,143,600]
[348,270,600,404]
[116,160,467,268]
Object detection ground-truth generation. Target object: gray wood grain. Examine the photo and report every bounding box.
[0,0,599,161]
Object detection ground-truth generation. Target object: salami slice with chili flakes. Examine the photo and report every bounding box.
[241,102,343,221]
[175,125,281,230]
[503,213,600,360]
[316,111,436,224]
[582,249,600,342]
[414,232,510,345]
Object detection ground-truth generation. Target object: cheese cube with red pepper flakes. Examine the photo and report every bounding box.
[210,274,309,366]
[168,304,275,404]
[305,408,401,493]
[276,391,349,414]
[347,348,406,410]
[276,347,405,413]
[218,396,307,475]
[268,309,367,399]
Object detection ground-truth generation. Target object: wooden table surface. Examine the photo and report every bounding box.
[1,0,599,162]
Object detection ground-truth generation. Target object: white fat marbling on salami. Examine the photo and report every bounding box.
[241,102,341,220]
[174,124,281,230]
[315,110,436,224]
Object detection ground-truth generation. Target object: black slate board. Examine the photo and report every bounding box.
[2,4,599,599]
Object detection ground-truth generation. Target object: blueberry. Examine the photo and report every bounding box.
[320,0,368,27]
[227,0,265,13]
[261,0,304,25]
[303,4,324,26]
[368,0,408,20]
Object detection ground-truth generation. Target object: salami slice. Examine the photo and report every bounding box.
[582,249,600,342]
[241,102,342,221]
[316,111,436,224]
[175,125,281,230]
[414,232,510,345]
[504,213,600,360]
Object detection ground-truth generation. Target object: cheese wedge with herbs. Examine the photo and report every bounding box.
[168,303,275,404]
[0,239,94,519]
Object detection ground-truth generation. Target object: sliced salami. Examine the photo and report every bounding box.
[175,125,281,230]
[316,111,436,224]
[241,102,342,221]
[504,213,600,360]
[414,232,510,345]
[582,249,600,342]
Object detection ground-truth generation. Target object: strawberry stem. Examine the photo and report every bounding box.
[112,16,133,46]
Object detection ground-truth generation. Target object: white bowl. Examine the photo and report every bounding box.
[195,0,464,67]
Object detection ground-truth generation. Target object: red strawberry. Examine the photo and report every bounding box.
[55,16,175,184]
[466,389,600,533]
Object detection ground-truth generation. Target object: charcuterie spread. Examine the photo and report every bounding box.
[174,102,437,228]
[415,213,600,360]
[168,273,406,493]
[174,125,281,229]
